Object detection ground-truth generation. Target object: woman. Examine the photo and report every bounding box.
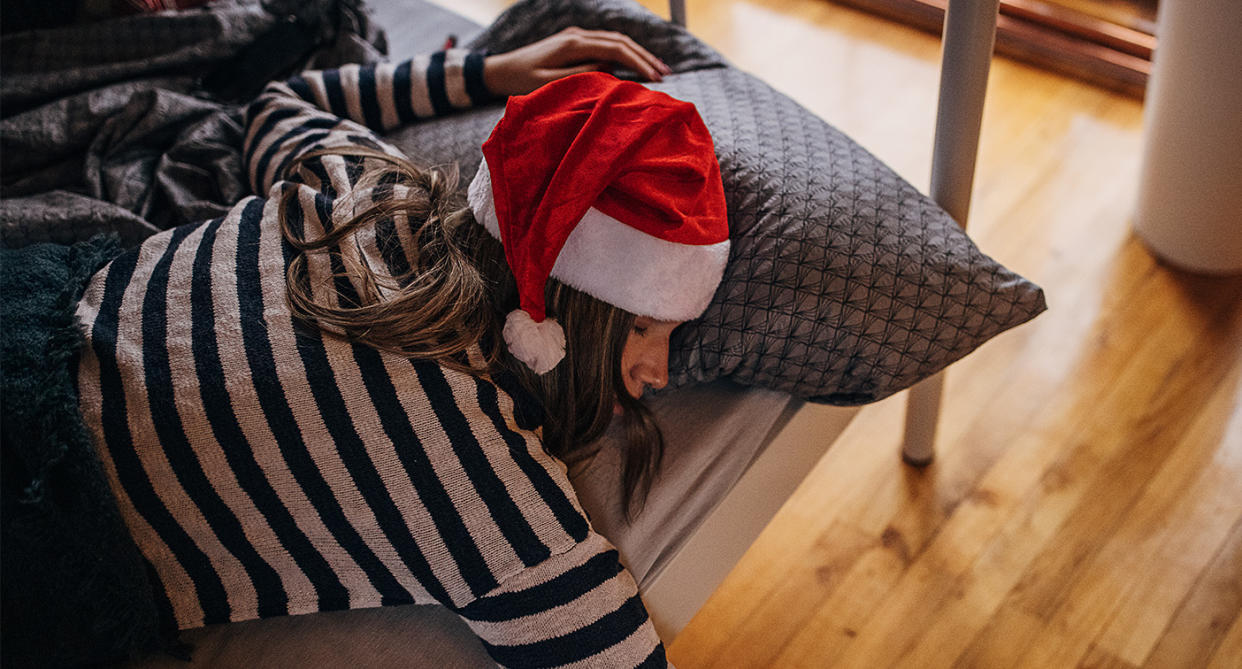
[72,27,728,668]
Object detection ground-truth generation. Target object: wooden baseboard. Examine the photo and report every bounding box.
[829,0,1152,98]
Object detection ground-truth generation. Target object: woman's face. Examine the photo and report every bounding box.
[617,316,681,406]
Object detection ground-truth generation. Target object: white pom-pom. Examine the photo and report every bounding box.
[503,310,566,375]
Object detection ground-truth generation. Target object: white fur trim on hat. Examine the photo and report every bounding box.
[502,309,566,374]
[551,208,730,321]
[467,160,499,237]
[468,161,730,322]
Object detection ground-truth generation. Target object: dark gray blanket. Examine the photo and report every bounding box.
[0,235,156,668]
[0,0,386,248]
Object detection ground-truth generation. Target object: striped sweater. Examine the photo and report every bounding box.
[74,50,668,668]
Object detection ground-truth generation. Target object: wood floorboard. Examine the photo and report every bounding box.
[1090,360,1242,665]
[423,2,1242,666]
[1006,291,1241,618]
[1076,644,1140,669]
[842,265,1241,669]
[1206,613,1242,669]
[1138,514,1242,669]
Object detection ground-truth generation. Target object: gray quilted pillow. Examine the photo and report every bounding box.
[656,69,1046,404]
[387,0,1045,405]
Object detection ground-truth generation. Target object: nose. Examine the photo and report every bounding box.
[632,340,670,393]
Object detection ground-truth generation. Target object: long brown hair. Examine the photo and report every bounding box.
[281,147,664,517]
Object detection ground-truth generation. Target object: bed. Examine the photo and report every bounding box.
[0,0,1033,665]
[136,1,1010,663]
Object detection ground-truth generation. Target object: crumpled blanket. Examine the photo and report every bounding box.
[0,0,386,249]
[0,0,720,251]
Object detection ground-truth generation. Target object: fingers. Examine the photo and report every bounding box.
[487,27,674,96]
[553,28,670,82]
[586,29,672,77]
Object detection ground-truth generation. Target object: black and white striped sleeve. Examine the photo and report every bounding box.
[242,49,494,195]
[455,533,670,668]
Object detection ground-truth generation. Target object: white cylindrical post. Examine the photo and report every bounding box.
[1133,0,1242,274]
[903,0,999,466]
[927,0,998,226]
[669,0,686,28]
[903,372,944,466]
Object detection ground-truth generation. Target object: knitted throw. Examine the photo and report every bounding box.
[0,236,168,668]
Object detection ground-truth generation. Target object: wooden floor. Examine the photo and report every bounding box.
[438,1,1241,666]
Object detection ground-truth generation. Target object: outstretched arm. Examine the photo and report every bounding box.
[241,48,487,195]
[243,28,670,196]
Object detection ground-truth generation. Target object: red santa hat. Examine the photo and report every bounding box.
[467,72,730,374]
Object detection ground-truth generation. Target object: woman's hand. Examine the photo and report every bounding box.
[482,27,672,97]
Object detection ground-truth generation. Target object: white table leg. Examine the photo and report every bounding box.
[669,0,686,28]
[903,0,999,466]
